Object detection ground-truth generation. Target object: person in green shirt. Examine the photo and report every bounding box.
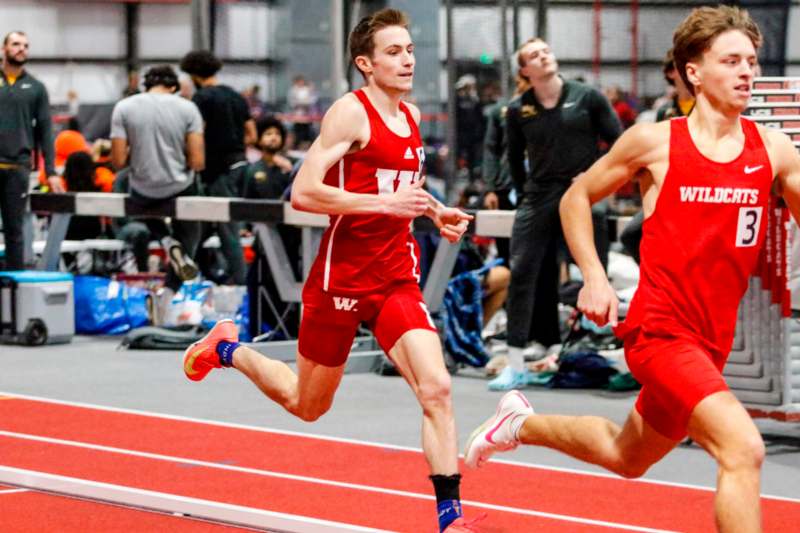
[0,31,60,269]
[243,116,296,201]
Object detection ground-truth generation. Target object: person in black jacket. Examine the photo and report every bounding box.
[0,31,60,270]
[490,38,621,391]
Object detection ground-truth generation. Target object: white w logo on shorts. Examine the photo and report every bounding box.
[333,297,359,311]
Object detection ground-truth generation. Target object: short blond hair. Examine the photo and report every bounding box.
[672,5,761,96]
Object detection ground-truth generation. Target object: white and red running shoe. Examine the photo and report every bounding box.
[463,390,534,469]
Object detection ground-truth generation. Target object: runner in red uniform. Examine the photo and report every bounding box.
[464,6,800,532]
[182,9,481,532]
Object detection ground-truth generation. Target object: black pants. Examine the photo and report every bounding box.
[130,181,202,292]
[507,189,565,349]
[201,165,247,285]
[492,189,515,267]
[0,166,28,270]
[507,189,610,349]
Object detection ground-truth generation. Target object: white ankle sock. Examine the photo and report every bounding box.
[507,346,525,372]
[509,412,528,442]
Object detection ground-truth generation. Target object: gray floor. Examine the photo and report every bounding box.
[2,335,799,501]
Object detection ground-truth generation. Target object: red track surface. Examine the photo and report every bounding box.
[1,490,253,532]
[1,397,798,532]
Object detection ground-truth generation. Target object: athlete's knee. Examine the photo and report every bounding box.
[293,403,330,422]
[717,434,765,472]
[613,459,650,480]
[288,397,333,422]
[416,372,453,414]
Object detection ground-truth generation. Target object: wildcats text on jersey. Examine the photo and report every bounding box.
[679,186,759,205]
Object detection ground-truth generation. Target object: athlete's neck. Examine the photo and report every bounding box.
[362,84,405,117]
[688,97,743,141]
[2,62,23,80]
[261,151,276,164]
[530,74,563,106]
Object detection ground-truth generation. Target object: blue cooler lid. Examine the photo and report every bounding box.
[0,271,74,283]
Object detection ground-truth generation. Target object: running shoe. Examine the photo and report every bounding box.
[164,237,199,281]
[487,365,532,391]
[182,319,238,381]
[463,390,533,469]
[442,513,488,532]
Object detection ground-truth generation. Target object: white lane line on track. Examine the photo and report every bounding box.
[2,390,799,504]
[0,488,29,495]
[0,430,674,532]
[0,466,386,533]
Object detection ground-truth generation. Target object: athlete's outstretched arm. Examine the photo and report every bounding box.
[560,124,654,326]
[771,129,800,223]
[291,95,429,218]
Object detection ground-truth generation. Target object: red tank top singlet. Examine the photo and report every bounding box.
[308,89,425,295]
[617,117,773,357]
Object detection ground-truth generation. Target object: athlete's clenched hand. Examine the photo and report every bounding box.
[384,178,429,218]
[576,277,619,328]
[434,206,473,243]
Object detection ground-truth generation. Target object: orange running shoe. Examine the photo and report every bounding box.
[183,319,238,382]
[442,514,487,532]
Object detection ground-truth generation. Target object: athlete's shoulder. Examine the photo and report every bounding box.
[753,119,789,147]
[755,120,797,172]
[619,120,669,148]
[320,93,369,134]
[402,100,421,125]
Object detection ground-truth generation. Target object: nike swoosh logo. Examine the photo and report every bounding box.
[484,412,515,444]
[184,347,204,376]
[744,165,763,174]
[563,102,576,108]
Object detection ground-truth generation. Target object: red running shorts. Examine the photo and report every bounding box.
[298,276,437,367]
[624,329,730,441]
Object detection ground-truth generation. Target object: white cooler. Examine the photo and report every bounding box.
[0,271,74,345]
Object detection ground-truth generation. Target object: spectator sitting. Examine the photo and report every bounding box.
[110,64,205,319]
[243,116,296,200]
[243,116,301,339]
[91,139,115,192]
[62,151,107,273]
[38,120,88,191]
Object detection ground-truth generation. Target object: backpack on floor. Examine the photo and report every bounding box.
[441,259,502,368]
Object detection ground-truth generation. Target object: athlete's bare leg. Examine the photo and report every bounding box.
[232,346,345,422]
[516,407,677,478]
[388,329,459,474]
[482,265,510,327]
[687,391,764,533]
